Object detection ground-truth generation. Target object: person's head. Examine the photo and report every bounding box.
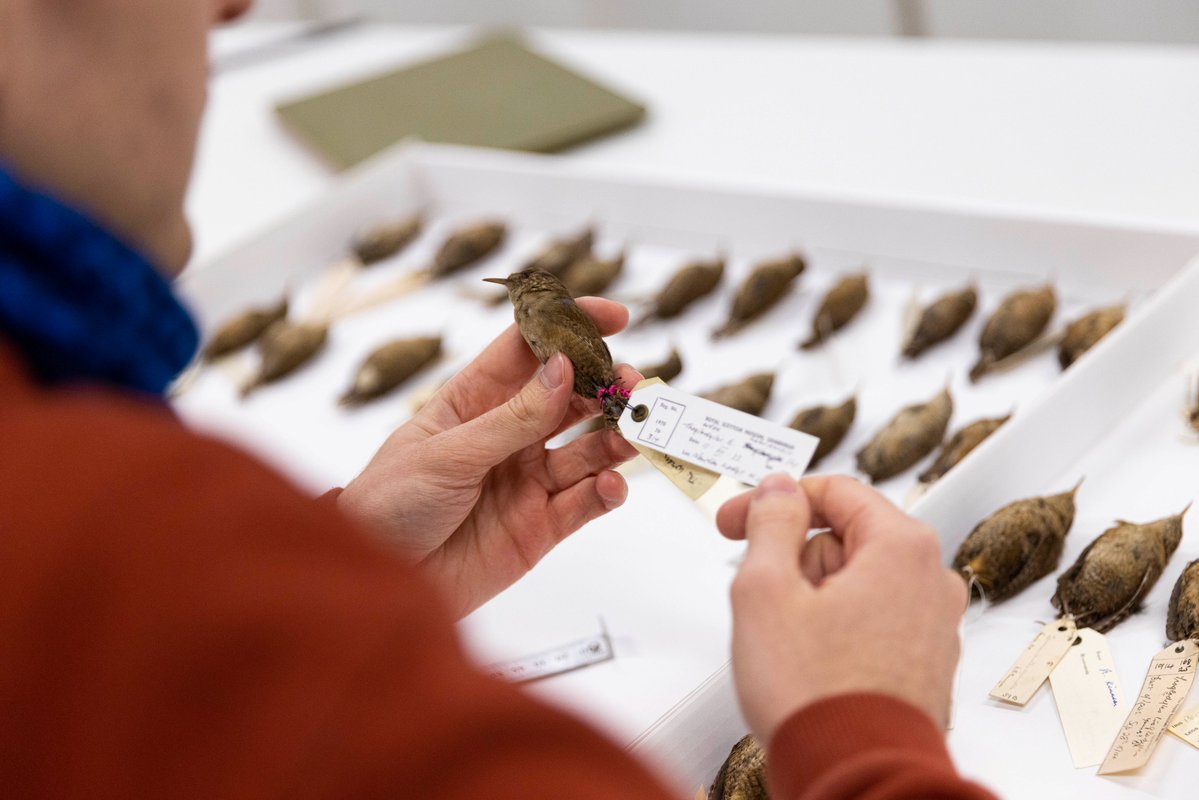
[0,0,253,275]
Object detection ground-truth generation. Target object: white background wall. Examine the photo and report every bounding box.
[247,0,1199,44]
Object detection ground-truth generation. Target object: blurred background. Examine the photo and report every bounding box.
[246,0,1199,45]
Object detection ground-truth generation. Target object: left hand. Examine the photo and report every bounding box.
[337,297,641,618]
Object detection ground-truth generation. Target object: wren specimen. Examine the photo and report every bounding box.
[1052,508,1187,633]
[708,734,768,800]
[485,270,628,428]
[953,482,1081,603]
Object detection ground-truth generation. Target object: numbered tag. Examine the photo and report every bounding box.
[990,618,1078,706]
[1168,705,1199,751]
[619,380,818,487]
[1099,639,1199,774]
[1049,627,1125,768]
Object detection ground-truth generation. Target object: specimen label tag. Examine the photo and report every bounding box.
[619,380,818,487]
[1049,627,1126,768]
[989,617,1077,706]
[1098,639,1199,774]
[1168,704,1199,750]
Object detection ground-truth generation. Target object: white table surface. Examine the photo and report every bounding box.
[191,21,1199,269]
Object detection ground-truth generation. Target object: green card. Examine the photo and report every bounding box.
[276,34,647,169]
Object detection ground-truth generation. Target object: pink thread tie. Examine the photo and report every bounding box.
[596,384,630,401]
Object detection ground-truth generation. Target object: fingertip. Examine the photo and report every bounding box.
[596,469,627,510]
[614,363,645,389]
[576,296,629,335]
[754,473,799,498]
[716,491,751,540]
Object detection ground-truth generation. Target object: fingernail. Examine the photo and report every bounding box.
[541,353,565,389]
[756,473,798,497]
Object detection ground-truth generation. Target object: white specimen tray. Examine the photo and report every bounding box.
[175,143,1199,799]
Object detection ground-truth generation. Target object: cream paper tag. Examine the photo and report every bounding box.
[1098,639,1199,774]
[630,443,721,500]
[1049,627,1126,768]
[990,617,1078,706]
[1167,704,1199,750]
[621,378,721,500]
[619,379,818,488]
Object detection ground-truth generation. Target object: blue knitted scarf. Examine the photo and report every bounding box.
[0,164,198,395]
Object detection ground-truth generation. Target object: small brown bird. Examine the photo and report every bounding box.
[788,395,856,468]
[1167,558,1199,641]
[953,482,1081,603]
[713,253,806,339]
[351,214,423,266]
[1058,304,1125,369]
[902,285,977,359]
[202,296,288,362]
[799,273,869,350]
[241,319,328,398]
[1053,508,1187,633]
[639,256,725,325]
[487,227,596,306]
[485,271,627,428]
[969,284,1056,382]
[522,226,594,277]
[918,413,1009,485]
[339,336,442,407]
[855,387,953,483]
[701,372,775,417]
[561,251,625,298]
[434,220,507,277]
[639,348,684,384]
[708,734,768,800]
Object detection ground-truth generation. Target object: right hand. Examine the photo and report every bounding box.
[716,474,967,744]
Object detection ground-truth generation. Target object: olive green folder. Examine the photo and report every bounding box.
[276,35,647,169]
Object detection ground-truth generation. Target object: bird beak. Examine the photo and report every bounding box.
[482,277,510,286]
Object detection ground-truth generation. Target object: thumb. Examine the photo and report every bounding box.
[444,353,574,468]
[741,474,812,580]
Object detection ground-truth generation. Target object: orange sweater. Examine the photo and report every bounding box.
[0,343,996,799]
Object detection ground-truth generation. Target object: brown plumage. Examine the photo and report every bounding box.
[523,226,594,277]
[639,348,684,384]
[708,735,768,800]
[918,414,1009,485]
[561,252,624,298]
[799,273,869,350]
[485,271,626,428]
[953,483,1081,603]
[351,214,422,266]
[969,284,1056,382]
[713,253,805,339]
[902,285,977,359]
[644,256,725,322]
[788,395,856,468]
[855,388,952,483]
[241,320,328,397]
[1189,377,1199,435]
[1052,508,1187,633]
[433,220,506,276]
[701,372,775,417]
[202,297,288,362]
[1058,304,1125,369]
[339,336,442,407]
[1167,558,1199,641]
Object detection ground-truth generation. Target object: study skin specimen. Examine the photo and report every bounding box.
[486,270,628,428]
[1052,509,1186,633]
[339,336,442,407]
[953,483,1081,603]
